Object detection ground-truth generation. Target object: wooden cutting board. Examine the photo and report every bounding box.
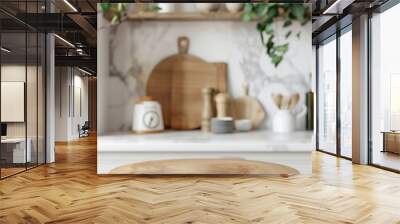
[230,82,265,129]
[147,36,227,130]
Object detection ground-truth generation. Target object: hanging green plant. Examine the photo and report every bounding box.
[100,3,161,24]
[242,3,311,67]
[100,3,127,24]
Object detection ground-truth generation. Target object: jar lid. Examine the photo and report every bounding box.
[135,96,154,104]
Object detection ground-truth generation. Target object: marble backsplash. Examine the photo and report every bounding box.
[98,13,312,134]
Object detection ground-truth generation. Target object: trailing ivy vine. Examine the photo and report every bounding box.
[242,3,311,67]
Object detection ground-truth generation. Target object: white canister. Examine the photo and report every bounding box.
[272,110,295,133]
[133,100,164,133]
[272,105,307,133]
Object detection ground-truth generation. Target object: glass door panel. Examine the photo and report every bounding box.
[370,4,400,171]
[27,31,38,169]
[318,37,337,154]
[340,29,352,158]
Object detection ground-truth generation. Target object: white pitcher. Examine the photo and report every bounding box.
[272,105,307,133]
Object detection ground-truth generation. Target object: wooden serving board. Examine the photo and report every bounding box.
[147,37,227,130]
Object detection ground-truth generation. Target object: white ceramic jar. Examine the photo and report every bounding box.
[272,105,307,133]
[272,110,295,133]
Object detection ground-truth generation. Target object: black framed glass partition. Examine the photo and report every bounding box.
[0,0,46,179]
[316,25,353,159]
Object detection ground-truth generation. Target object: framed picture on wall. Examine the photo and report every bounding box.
[1,81,25,122]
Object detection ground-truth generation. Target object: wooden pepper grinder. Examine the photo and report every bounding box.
[242,81,249,96]
[202,87,214,132]
[215,92,230,118]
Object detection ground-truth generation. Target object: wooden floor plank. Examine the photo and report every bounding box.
[0,135,400,223]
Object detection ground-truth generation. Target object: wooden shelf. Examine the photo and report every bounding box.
[127,12,243,21]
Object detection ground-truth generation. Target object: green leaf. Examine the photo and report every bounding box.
[100,3,111,12]
[285,31,292,38]
[275,44,289,53]
[271,55,283,67]
[242,12,253,22]
[266,6,278,19]
[255,4,267,17]
[283,20,292,27]
[291,4,305,19]
[149,3,161,12]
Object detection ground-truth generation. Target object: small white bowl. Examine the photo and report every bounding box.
[195,3,220,12]
[225,3,244,13]
[234,119,252,132]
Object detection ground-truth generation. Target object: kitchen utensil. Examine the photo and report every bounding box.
[230,82,265,129]
[215,92,229,118]
[272,94,283,109]
[132,97,164,133]
[289,93,300,110]
[280,95,290,110]
[234,119,252,132]
[306,91,314,130]
[202,87,214,132]
[147,36,227,130]
[211,117,234,134]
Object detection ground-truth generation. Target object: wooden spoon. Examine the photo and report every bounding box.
[272,94,283,110]
[289,93,300,110]
[281,95,290,110]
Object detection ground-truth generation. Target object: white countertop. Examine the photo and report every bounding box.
[98,130,315,153]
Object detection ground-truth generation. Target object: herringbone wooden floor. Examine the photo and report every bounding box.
[1,135,400,224]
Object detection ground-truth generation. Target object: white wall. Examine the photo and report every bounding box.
[55,67,89,141]
[98,4,312,134]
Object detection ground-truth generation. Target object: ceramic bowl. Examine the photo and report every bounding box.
[195,3,220,12]
[211,117,234,134]
[234,119,252,132]
[225,3,244,13]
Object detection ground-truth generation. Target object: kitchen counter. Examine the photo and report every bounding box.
[98,130,314,174]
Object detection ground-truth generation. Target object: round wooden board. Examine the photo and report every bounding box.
[110,159,299,177]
